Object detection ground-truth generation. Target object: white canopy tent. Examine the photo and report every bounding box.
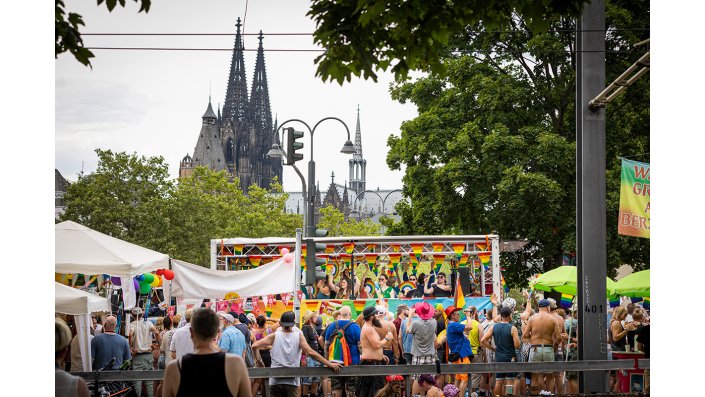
[56,220,170,277]
[55,282,111,372]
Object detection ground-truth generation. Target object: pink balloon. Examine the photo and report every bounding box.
[283,253,294,264]
[280,247,290,255]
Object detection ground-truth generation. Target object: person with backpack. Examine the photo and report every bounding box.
[324,306,362,397]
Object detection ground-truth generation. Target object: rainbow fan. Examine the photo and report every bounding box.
[364,280,375,294]
[399,281,416,295]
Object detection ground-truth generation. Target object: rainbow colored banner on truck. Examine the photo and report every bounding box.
[618,159,650,239]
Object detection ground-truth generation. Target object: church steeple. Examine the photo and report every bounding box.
[192,98,227,173]
[222,17,248,124]
[349,105,367,198]
[251,31,272,135]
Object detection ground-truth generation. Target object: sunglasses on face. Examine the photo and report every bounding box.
[409,278,417,281]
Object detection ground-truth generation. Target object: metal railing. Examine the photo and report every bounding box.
[73,359,648,396]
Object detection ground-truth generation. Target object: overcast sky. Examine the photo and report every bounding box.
[55,0,418,192]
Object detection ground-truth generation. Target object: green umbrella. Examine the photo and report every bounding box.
[613,269,650,298]
[530,265,616,297]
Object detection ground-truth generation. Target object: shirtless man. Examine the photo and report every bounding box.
[523,299,562,394]
[373,305,400,364]
[358,306,393,397]
[548,299,568,395]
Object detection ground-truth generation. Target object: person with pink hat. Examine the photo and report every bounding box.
[405,301,438,395]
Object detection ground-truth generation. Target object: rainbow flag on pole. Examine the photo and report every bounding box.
[560,293,574,308]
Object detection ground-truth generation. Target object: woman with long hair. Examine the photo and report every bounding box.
[376,273,396,298]
[330,277,353,299]
[251,314,279,396]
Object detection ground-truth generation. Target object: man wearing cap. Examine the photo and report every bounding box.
[523,299,562,395]
[217,312,247,358]
[324,306,361,397]
[254,311,341,397]
[481,306,521,397]
[437,306,474,397]
[406,301,437,395]
[358,306,393,397]
[128,307,160,397]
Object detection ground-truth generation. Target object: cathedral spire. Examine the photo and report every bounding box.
[354,104,363,160]
[222,17,248,124]
[251,30,272,135]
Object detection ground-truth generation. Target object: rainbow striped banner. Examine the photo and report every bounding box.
[325,244,336,254]
[458,253,469,267]
[366,243,377,252]
[642,297,650,310]
[390,243,401,252]
[432,242,444,252]
[233,244,245,255]
[478,252,491,270]
[609,297,621,308]
[388,253,402,275]
[364,253,377,267]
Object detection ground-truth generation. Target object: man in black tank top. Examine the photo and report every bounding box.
[161,308,251,397]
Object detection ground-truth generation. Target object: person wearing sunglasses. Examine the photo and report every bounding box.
[376,274,396,299]
[424,272,452,297]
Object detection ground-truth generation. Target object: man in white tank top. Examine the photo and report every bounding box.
[253,311,341,397]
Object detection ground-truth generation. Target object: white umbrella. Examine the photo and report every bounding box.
[55,220,170,277]
[55,282,112,372]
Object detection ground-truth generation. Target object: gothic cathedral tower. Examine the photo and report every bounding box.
[179,17,283,193]
[348,105,367,199]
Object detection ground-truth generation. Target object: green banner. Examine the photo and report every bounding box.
[618,159,650,238]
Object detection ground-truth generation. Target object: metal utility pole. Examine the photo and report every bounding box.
[294,228,303,322]
[576,0,609,393]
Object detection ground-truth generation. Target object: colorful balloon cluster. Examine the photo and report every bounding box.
[130,269,174,294]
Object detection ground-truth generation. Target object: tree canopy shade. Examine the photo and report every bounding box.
[59,150,302,266]
[382,0,649,287]
[307,0,589,83]
[55,0,151,66]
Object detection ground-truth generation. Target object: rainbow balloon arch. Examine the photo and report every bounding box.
[211,235,506,299]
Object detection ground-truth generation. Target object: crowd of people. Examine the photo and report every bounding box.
[56,292,650,397]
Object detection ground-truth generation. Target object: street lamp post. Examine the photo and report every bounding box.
[351,189,402,233]
[274,117,355,237]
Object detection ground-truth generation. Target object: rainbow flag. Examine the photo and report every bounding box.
[249,255,262,267]
[365,253,377,267]
[432,242,444,252]
[328,333,352,365]
[478,252,491,270]
[256,244,267,252]
[501,274,509,292]
[301,246,307,257]
[388,253,402,275]
[452,243,465,259]
[233,244,245,255]
[390,243,401,252]
[411,243,425,260]
[642,297,650,310]
[399,281,416,295]
[432,254,446,274]
[560,293,574,309]
[343,242,355,254]
[354,300,367,315]
[458,253,469,268]
[474,242,488,252]
[340,254,352,270]
[609,297,621,308]
[366,244,377,252]
[455,277,465,311]
[325,244,335,254]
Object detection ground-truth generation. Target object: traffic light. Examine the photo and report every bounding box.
[285,127,304,165]
[304,228,328,285]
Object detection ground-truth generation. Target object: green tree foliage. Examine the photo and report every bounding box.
[384,0,649,286]
[59,149,173,242]
[55,0,151,67]
[60,150,302,267]
[307,0,588,83]
[318,205,381,237]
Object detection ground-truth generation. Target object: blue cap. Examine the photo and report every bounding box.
[538,299,550,307]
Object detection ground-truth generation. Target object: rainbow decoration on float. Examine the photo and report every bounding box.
[432,254,446,274]
[410,243,425,261]
[432,242,444,252]
[452,243,465,259]
[343,242,355,254]
[478,252,491,270]
[388,253,402,275]
[399,281,416,295]
[364,280,375,294]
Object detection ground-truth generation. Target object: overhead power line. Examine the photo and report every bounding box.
[80,28,648,36]
[85,47,648,54]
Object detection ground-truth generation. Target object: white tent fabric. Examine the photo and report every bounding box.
[55,282,112,315]
[55,282,111,372]
[170,257,294,299]
[55,220,170,278]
